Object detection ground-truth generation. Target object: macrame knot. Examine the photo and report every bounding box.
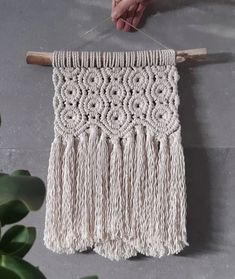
[125,129,135,142]
[80,132,88,142]
[89,125,98,136]
[99,132,108,145]
[111,136,120,146]
[45,49,188,261]
[135,125,144,134]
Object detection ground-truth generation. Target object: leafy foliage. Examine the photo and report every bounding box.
[0,200,29,226]
[0,169,99,279]
[0,170,46,279]
[0,225,36,258]
[0,170,45,211]
[0,255,46,279]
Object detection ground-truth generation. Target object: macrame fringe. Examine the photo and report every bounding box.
[44,127,188,260]
[168,129,189,251]
[145,130,158,255]
[123,131,135,238]
[86,126,99,246]
[44,136,63,253]
[94,132,109,243]
[61,135,76,253]
[132,125,147,252]
[74,132,89,251]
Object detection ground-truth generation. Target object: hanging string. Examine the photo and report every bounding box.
[120,18,169,49]
[77,15,169,50]
[78,16,111,40]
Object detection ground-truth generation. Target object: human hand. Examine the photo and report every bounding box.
[111,0,152,32]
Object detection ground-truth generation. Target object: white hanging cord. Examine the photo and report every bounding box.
[78,15,169,50]
[78,16,111,39]
[120,18,169,49]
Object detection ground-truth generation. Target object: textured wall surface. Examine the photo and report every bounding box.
[1,1,235,278]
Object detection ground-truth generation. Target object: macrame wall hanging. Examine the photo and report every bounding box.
[40,49,189,261]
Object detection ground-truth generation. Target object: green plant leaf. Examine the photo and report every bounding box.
[0,225,36,258]
[0,266,21,279]
[0,171,46,211]
[0,200,29,226]
[11,170,31,177]
[0,255,46,279]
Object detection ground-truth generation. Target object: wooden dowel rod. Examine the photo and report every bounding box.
[26,52,53,66]
[26,48,207,66]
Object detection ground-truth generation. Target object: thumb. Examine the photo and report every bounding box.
[111,0,138,19]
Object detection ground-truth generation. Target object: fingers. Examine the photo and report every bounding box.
[111,0,151,32]
[116,12,127,30]
[123,4,138,32]
[132,3,146,28]
[111,0,137,20]
[112,0,126,30]
[111,0,122,22]
[111,0,117,22]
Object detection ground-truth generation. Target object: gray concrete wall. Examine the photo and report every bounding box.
[1,1,235,278]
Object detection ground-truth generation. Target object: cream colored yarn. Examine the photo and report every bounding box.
[44,49,188,260]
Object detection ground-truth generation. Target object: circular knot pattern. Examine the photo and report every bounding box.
[129,95,148,119]
[106,108,128,131]
[106,83,126,103]
[61,82,81,100]
[127,68,148,89]
[82,68,104,90]
[84,95,104,115]
[53,63,180,137]
[60,108,82,130]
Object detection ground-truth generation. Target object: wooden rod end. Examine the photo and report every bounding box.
[176,48,207,62]
[26,51,53,66]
